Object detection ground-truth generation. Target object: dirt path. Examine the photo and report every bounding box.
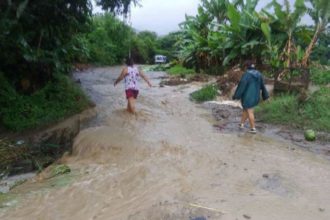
[1,66,330,220]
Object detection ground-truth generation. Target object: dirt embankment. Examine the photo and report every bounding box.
[0,107,96,181]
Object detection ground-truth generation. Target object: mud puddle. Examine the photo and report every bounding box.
[204,100,330,160]
[0,66,330,220]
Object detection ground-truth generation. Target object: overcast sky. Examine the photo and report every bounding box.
[93,0,313,36]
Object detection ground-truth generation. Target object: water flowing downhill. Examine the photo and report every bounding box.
[1,66,330,220]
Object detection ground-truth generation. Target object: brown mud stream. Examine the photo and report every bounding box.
[0,66,330,220]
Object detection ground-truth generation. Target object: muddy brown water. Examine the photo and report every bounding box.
[1,66,330,220]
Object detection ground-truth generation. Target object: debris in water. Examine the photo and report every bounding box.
[189,203,225,214]
[243,214,251,219]
[262,174,269,179]
[190,217,207,220]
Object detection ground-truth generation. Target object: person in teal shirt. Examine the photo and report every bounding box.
[233,61,269,133]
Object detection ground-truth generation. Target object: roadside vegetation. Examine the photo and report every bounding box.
[0,0,157,132]
[256,65,330,133]
[190,85,218,102]
[311,68,330,85]
[256,86,330,132]
[0,74,90,131]
[167,65,195,76]
[173,0,329,133]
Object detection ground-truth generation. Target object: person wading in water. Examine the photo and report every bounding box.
[233,60,269,133]
[114,57,152,114]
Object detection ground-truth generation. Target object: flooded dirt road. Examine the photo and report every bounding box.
[1,66,330,220]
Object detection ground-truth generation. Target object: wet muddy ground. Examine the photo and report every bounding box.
[0,66,329,220]
[203,100,330,160]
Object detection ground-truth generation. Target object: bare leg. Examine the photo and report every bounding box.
[240,109,248,125]
[127,97,136,114]
[246,108,255,129]
[127,102,132,113]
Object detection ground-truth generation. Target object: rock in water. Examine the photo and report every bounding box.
[304,129,316,141]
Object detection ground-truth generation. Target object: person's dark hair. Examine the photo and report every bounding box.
[245,60,255,69]
[126,57,134,66]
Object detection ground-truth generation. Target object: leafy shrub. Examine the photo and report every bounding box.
[190,84,218,102]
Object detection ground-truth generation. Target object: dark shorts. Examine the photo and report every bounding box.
[125,89,139,99]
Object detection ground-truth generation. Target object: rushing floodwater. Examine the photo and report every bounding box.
[1,66,330,220]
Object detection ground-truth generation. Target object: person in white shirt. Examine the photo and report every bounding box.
[114,57,152,114]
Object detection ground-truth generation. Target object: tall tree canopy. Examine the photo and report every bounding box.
[0,0,137,94]
[95,0,140,14]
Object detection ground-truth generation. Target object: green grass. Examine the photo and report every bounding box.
[256,87,330,132]
[311,68,330,85]
[167,64,195,76]
[190,84,218,103]
[0,73,90,131]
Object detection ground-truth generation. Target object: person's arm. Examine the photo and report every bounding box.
[232,73,248,100]
[114,67,128,86]
[260,76,269,100]
[139,68,152,87]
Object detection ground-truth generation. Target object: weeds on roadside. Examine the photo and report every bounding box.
[311,68,330,85]
[167,65,195,76]
[190,84,218,103]
[256,87,330,132]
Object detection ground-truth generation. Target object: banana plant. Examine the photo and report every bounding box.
[178,6,213,72]
[220,0,270,66]
[267,0,307,80]
[301,0,330,67]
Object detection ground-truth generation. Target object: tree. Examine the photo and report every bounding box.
[301,0,330,67]
[86,13,133,64]
[157,31,182,60]
[270,0,306,69]
[95,0,140,15]
[178,6,213,72]
[0,0,137,93]
[131,31,158,64]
